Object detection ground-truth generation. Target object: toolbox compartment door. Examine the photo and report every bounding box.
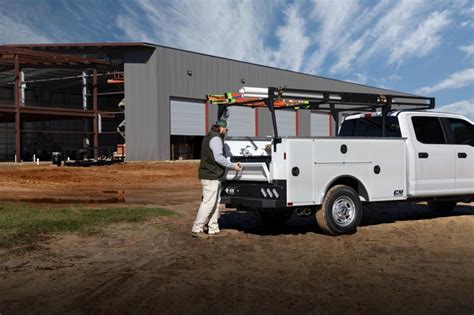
[286,139,314,205]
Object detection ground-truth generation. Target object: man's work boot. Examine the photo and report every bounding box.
[191,232,209,239]
[208,230,232,237]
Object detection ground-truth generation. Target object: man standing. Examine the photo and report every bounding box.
[191,119,241,238]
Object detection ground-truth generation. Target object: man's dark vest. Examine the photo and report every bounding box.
[198,130,226,180]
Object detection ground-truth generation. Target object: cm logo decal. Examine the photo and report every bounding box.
[393,190,404,196]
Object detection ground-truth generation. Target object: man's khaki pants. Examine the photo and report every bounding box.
[192,179,221,234]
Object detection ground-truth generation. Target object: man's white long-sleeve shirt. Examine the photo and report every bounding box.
[209,136,233,169]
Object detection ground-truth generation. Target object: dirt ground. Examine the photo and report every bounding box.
[0,162,473,314]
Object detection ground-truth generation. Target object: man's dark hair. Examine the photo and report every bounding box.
[211,125,220,132]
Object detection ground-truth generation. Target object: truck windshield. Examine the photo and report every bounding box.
[339,116,401,137]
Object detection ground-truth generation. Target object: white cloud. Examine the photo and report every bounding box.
[459,43,474,59]
[114,0,454,78]
[273,3,310,71]
[116,0,279,68]
[438,99,474,119]
[461,20,474,28]
[415,68,474,94]
[329,38,364,74]
[304,0,361,73]
[115,0,317,72]
[357,0,425,64]
[388,10,450,65]
[320,0,386,74]
[0,13,52,44]
[345,72,368,85]
[459,4,474,28]
[310,0,450,74]
[116,15,154,42]
[460,5,474,16]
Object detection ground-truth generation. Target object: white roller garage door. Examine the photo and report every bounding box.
[276,111,296,136]
[226,106,255,137]
[170,99,206,135]
[311,112,330,136]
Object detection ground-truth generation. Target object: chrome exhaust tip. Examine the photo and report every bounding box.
[294,208,304,216]
[303,207,312,216]
[295,207,312,216]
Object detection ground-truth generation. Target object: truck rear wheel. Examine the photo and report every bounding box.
[428,201,457,212]
[259,209,292,226]
[316,185,362,235]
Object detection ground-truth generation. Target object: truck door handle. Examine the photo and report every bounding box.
[418,152,429,159]
[458,152,467,158]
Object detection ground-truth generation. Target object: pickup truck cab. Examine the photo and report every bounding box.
[341,111,473,197]
[220,110,474,235]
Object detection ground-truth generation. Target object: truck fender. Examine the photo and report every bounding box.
[320,175,370,204]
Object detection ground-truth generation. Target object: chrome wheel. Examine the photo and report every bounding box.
[331,196,356,227]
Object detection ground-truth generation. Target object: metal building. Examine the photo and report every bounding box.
[0,43,410,162]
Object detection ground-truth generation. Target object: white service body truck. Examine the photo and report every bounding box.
[220,111,474,235]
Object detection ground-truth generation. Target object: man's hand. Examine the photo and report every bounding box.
[233,162,242,172]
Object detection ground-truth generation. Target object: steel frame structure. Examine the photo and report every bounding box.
[0,47,119,161]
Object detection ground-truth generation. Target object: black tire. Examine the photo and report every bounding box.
[259,209,292,226]
[316,185,363,235]
[428,201,457,212]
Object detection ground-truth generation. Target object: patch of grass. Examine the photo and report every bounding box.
[0,203,174,248]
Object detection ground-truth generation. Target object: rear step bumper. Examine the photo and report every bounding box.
[220,180,286,209]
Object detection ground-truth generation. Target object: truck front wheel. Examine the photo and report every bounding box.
[316,185,363,235]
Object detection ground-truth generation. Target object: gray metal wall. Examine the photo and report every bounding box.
[124,47,159,161]
[125,45,409,161]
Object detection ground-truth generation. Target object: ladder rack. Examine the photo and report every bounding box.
[207,86,435,151]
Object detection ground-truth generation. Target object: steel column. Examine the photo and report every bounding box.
[92,68,98,159]
[82,70,88,160]
[14,54,21,162]
[82,118,88,160]
[82,71,87,109]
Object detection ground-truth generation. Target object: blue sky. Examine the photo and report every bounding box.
[1,0,473,118]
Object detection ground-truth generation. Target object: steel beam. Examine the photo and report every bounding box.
[93,68,98,159]
[0,47,111,67]
[0,104,115,121]
[19,106,115,118]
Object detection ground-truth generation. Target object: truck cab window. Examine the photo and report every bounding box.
[448,118,474,146]
[411,116,446,144]
[339,116,401,137]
